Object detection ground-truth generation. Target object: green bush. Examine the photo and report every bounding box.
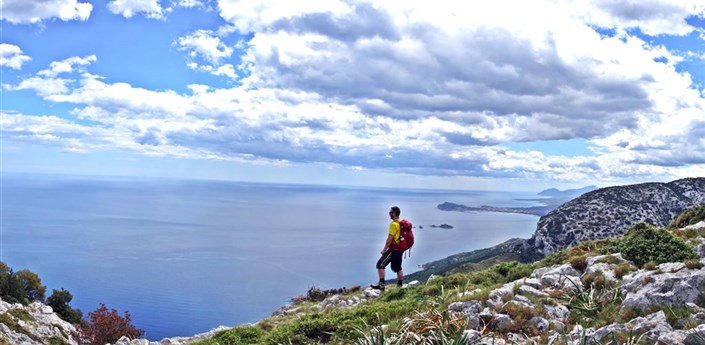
[669,204,705,229]
[47,289,83,324]
[569,254,588,271]
[0,269,28,304]
[619,223,698,267]
[209,326,265,345]
[15,270,46,302]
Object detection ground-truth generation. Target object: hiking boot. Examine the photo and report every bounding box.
[370,283,385,291]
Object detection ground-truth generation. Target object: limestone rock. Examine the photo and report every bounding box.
[621,264,705,310]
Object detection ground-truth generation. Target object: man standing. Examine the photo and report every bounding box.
[371,206,404,291]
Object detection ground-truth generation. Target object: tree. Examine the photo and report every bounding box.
[80,303,144,345]
[15,269,47,302]
[47,288,83,324]
[0,269,27,304]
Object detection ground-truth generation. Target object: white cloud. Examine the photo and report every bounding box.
[577,0,705,36]
[6,1,705,184]
[1,0,92,24]
[177,0,204,8]
[175,30,234,65]
[107,0,163,19]
[38,55,97,78]
[187,62,238,79]
[0,44,31,69]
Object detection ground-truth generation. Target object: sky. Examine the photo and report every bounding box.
[1,0,705,191]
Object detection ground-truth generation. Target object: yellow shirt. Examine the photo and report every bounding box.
[388,221,400,244]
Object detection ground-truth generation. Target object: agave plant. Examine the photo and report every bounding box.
[553,275,622,324]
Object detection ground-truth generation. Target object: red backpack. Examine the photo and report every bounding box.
[394,219,414,252]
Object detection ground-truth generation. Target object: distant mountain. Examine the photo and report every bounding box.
[437,185,597,217]
[537,185,598,198]
[529,177,705,256]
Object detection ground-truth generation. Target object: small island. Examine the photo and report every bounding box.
[429,224,454,229]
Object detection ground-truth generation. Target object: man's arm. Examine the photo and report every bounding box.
[381,234,394,254]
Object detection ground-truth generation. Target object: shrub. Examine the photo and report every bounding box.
[79,304,144,345]
[47,289,83,324]
[643,261,657,271]
[492,261,536,282]
[669,204,705,229]
[0,269,28,304]
[198,326,265,345]
[685,260,703,270]
[613,262,635,279]
[619,223,698,268]
[569,254,588,271]
[581,271,608,290]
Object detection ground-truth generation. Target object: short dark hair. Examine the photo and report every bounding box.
[391,206,401,217]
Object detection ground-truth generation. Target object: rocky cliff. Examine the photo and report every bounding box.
[530,177,705,256]
[0,298,78,344]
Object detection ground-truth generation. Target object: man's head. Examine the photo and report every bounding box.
[389,206,401,219]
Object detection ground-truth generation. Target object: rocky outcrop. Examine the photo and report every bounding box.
[530,178,705,256]
[0,298,78,345]
[447,252,705,344]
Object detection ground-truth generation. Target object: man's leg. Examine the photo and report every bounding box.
[372,250,392,290]
[391,251,403,287]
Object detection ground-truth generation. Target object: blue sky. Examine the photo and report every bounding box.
[2,0,705,191]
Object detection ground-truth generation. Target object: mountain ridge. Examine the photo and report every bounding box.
[530,177,705,256]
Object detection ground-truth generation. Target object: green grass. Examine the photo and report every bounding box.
[8,308,34,322]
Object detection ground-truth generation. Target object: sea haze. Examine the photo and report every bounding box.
[1,174,540,340]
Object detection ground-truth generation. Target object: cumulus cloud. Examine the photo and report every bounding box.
[176,29,235,65]
[175,26,242,79]
[1,0,92,24]
[0,44,31,69]
[107,0,163,19]
[6,0,705,183]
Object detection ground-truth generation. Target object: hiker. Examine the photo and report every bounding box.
[371,206,404,290]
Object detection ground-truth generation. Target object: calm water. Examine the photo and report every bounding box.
[1,174,540,340]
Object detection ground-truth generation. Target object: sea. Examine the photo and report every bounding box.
[0,173,541,340]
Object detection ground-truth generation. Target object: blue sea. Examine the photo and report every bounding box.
[1,174,540,340]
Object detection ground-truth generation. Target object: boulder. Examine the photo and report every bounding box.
[625,311,673,340]
[621,264,705,310]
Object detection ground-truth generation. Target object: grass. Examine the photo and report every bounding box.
[8,308,34,322]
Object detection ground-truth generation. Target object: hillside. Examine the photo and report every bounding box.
[530,178,705,256]
[104,205,705,345]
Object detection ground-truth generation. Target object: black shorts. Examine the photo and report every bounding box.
[376,249,403,272]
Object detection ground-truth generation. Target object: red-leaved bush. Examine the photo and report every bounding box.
[80,303,145,345]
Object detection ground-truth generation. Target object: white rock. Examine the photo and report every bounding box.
[544,304,570,321]
[487,283,515,307]
[586,253,624,266]
[518,285,549,298]
[521,278,542,290]
[406,280,421,287]
[528,317,549,333]
[683,221,705,231]
[363,287,382,299]
[625,311,673,339]
[584,262,618,284]
[461,329,482,342]
[621,266,705,310]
